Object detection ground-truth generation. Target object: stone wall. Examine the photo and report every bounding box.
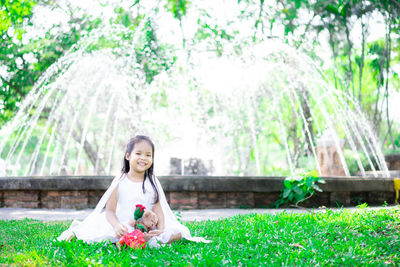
[0,176,397,209]
[385,154,400,170]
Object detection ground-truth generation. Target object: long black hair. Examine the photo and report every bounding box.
[121,135,159,203]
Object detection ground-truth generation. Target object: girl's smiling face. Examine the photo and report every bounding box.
[126,140,153,176]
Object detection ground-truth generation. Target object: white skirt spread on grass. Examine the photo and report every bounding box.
[57,174,211,247]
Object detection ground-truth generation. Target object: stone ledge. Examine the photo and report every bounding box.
[160,176,286,192]
[0,176,397,209]
[0,176,112,190]
[0,176,395,192]
[320,177,395,192]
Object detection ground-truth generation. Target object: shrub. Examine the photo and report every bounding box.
[275,170,325,207]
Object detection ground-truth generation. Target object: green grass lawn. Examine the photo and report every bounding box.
[1,206,399,266]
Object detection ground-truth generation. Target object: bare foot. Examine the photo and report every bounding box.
[167,233,182,244]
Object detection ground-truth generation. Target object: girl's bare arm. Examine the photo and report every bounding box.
[151,201,165,232]
[105,186,128,238]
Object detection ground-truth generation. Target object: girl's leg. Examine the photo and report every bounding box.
[167,232,182,244]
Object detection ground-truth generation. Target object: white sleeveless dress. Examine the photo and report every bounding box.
[57,174,208,247]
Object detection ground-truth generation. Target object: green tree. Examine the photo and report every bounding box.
[254,0,400,150]
[0,0,37,124]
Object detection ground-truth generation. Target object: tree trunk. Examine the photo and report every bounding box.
[358,15,367,104]
[254,0,265,38]
[372,56,385,133]
[384,14,395,150]
[301,89,314,155]
[328,27,339,89]
[71,121,105,175]
[344,20,355,98]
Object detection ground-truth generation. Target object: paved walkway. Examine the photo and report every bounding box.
[0,208,305,222]
[0,206,396,222]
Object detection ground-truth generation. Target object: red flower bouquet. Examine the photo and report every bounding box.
[134,204,146,220]
[117,204,148,250]
[117,229,146,250]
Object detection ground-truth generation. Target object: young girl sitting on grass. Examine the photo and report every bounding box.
[58,135,210,247]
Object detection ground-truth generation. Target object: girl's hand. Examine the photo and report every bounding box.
[143,230,163,241]
[128,219,136,227]
[148,229,163,236]
[113,223,128,239]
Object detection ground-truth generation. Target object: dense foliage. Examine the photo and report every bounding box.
[0,0,102,124]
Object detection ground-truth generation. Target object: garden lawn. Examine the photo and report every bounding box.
[1,206,399,266]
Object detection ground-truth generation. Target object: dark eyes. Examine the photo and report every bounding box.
[135,152,152,156]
